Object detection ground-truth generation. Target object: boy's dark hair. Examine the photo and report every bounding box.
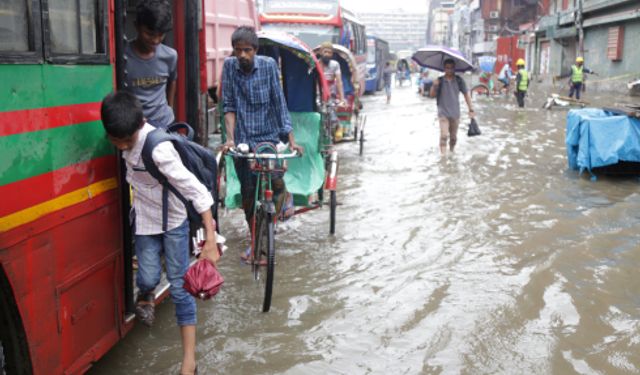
[231,26,258,49]
[444,58,456,67]
[101,91,144,138]
[136,0,172,33]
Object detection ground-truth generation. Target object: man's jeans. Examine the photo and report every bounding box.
[135,220,196,326]
[569,82,583,100]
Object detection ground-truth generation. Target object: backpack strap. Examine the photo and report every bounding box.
[141,128,190,232]
[167,122,195,141]
[455,75,465,92]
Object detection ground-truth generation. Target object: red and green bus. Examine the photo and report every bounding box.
[259,0,367,96]
[0,1,255,374]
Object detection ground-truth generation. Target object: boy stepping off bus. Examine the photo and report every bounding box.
[101,91,219,375]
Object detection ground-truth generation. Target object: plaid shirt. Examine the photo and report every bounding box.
[222,55,292,149]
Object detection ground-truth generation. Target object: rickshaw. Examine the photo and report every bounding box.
[217,31,338,312]
[395,58,412,87]
[313,44,367,155]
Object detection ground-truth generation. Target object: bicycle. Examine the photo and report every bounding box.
[470,77,511,98]
[227,142,299,312]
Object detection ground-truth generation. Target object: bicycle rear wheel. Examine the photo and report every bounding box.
[253,209,275,312]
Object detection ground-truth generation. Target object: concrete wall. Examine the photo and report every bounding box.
[582,18,640,92]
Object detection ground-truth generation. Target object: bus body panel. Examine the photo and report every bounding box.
[259,0,367,97]
[204,0,258,92]
[0,1,250,373]
[0,61,123,375]
[364,36,390,93]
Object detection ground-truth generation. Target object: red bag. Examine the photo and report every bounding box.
[183,258,224,300]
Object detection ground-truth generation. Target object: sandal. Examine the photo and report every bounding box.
[239,247,252,263]
[135,292,155,327]
[240,247,269,266]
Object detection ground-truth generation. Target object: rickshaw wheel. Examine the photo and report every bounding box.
[353,112,359,142]
[217,157,227,209]
[353,121,358,142]
[359,129,364,156]
[329,190,337,235]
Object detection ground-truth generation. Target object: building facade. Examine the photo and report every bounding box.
[535,0,640,93]
[358,10,429,52]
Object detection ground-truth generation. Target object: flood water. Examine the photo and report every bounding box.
[90,80,640,374]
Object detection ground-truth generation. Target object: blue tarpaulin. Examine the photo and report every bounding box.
[566,108,640,174]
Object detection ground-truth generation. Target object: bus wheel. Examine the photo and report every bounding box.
[0,268,32,374]
[1,340,5,375]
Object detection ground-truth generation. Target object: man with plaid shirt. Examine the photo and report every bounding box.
[221,27,303,255]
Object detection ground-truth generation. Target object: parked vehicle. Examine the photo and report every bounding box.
[259,0,367,97]
[365,36,390,93]
[205,0,258,136]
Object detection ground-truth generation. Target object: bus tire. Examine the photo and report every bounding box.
[0,267,33,375]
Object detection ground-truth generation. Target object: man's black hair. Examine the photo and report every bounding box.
[136,0,172,33]
[101,91,144,139]
[231,26,259,49]
[444,58,456,67]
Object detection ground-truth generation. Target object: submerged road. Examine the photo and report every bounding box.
[90,80,640,374]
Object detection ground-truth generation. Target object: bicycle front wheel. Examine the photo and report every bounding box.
[253,210,275,312]
[470,84,490,98]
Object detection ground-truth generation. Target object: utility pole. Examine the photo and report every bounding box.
[576,0,584,56]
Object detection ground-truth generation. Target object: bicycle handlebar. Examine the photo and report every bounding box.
[227,148,299,160]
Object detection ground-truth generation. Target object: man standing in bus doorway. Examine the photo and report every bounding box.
[318,41,347,140]
[430,59,474,155]
[514,58,529,108]
[125,0,177,129]
[221,26,304,260]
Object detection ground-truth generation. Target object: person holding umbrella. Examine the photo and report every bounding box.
[429,58,475,155]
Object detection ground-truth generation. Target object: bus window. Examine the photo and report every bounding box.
[358,26,366,55]
[45,0,107,63]
[0,0,42,62]
[353,24,360,54]
[0,0,29,51]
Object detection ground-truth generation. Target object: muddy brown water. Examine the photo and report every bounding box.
[89,81,640,374]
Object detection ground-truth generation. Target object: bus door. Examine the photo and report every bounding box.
[115,0,204,322]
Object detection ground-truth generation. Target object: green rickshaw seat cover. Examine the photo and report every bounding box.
[224,112,325,208]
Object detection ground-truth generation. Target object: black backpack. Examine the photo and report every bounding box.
[141,123,218,231]
[436,75,466,105]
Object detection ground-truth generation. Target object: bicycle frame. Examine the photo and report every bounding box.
[227,144,298,255]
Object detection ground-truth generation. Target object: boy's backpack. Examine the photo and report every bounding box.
[436,75,466,106]
[141,123,218,232]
